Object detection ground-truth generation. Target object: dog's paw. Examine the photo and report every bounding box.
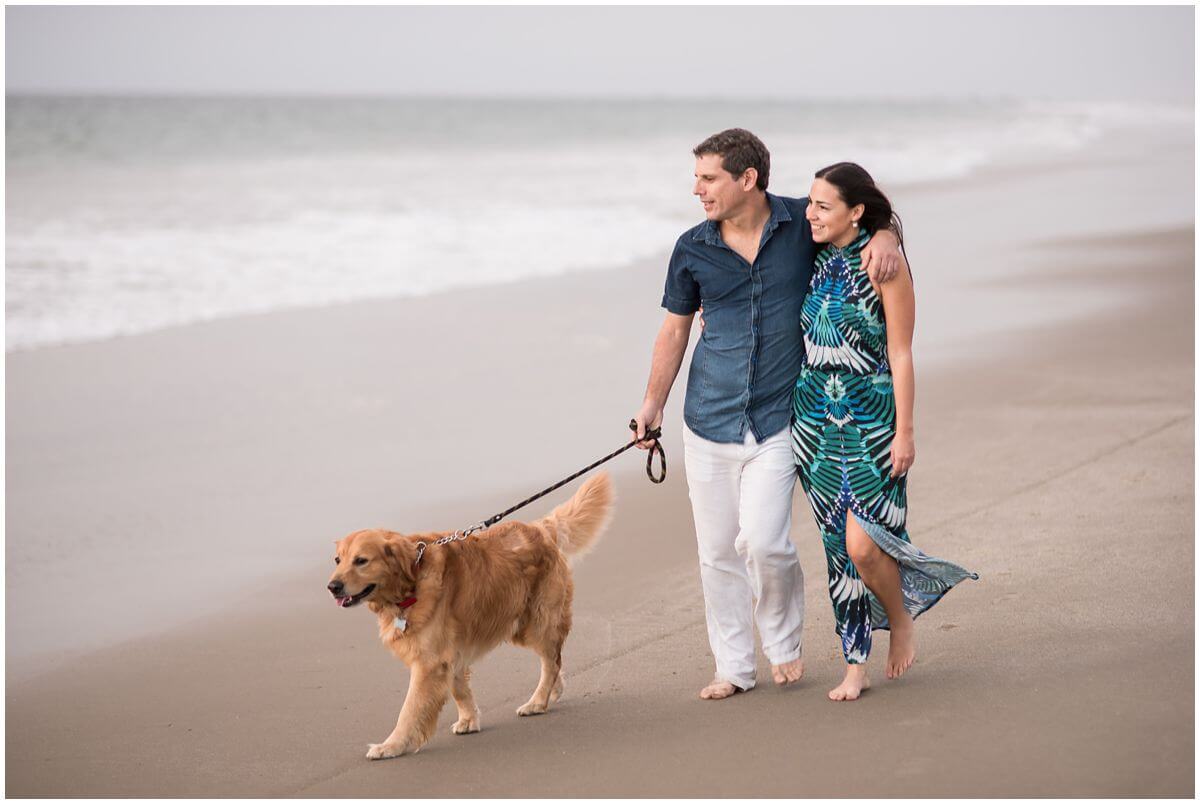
[516,700,548,717]
[451,715,481,735]
[365,741,406,760]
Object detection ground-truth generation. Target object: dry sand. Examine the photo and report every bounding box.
[5,147,1194,796]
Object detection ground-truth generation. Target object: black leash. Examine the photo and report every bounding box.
[482,419,664,527]
[413,421,664,569]
[462,419,664,537]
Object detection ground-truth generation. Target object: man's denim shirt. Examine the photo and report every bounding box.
[662,193,817,445]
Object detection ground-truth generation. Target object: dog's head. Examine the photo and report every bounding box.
[327,529,418,609]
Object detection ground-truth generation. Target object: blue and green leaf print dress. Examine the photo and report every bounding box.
[791,228,977,665]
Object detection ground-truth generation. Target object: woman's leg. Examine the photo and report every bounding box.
[795,415,876,700]
[824,521,873,701]
[845,513,916,679]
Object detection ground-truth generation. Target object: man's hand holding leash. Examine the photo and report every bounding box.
[633,401,664,451]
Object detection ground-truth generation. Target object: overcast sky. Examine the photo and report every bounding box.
[6,5,1194,102]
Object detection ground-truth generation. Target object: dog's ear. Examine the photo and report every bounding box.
[381,537,418,587]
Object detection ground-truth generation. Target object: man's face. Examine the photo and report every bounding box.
[693,153,754,222]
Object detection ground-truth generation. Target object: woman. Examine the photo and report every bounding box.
[792,162,977,702]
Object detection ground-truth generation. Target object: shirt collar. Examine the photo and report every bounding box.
[693,192,793,244]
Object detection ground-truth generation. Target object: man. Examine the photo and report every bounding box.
[632,129,903,700]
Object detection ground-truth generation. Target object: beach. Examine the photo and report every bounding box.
[5,120,1194,795]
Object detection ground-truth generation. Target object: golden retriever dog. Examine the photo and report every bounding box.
[327,472,613,760]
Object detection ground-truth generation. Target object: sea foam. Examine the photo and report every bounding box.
[6,97,1189,351]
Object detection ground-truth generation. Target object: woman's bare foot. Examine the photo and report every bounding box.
[828,664,870,701]
[771,658,804,686]
[698,679,743,700]
[886,618,916,679]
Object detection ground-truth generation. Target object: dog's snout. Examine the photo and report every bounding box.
[328,580,344,595]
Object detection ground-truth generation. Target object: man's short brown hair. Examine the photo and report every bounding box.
[693,128,770,192]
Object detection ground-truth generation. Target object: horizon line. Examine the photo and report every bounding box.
[6,90,1192,107]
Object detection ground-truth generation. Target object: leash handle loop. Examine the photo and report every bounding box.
[645,440,666,483]
[629,418,666,484]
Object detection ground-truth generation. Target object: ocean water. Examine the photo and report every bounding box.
[5,96,1190,351]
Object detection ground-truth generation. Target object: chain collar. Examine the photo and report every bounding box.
[412,521,486,569]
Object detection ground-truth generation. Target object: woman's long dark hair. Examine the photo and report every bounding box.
[815,162,909,268]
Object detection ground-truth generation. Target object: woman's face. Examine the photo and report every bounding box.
[806,178,864,246]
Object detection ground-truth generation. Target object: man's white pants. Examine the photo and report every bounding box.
[682,423,805,690]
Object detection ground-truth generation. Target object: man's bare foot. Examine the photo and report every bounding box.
[771,657,804,686]
[698,680,743,700]
[886,618,917,679]
[828,664,870,701]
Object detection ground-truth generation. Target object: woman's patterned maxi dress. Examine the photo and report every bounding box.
[791,229,977,665]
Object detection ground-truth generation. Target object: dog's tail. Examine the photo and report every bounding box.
[541,472,614,564]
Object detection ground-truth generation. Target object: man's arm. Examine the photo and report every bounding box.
[632,311,695,448]
[861,226,907,284]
